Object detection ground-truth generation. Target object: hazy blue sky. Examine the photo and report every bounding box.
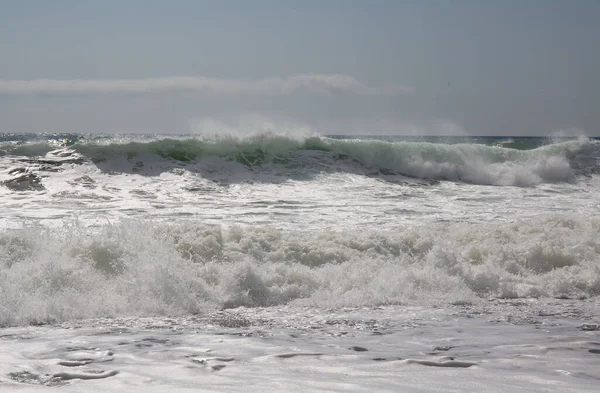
[1,0,599,135]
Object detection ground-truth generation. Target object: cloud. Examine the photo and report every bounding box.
[0,74,413,96]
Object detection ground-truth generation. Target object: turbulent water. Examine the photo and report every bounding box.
[1,133,600,391]
[1,133,600,325]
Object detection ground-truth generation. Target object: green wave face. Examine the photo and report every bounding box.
[1,133,598,185]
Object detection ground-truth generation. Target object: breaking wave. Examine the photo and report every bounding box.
[1,134,599,187]
[1,215,599,326]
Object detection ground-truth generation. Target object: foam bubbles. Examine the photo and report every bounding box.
[1,215,599,326]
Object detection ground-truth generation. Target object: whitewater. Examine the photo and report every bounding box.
[1,132,599,392]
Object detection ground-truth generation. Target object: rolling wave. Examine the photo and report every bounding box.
[1,134,599,187]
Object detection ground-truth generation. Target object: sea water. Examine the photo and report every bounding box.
[0,133,599,391]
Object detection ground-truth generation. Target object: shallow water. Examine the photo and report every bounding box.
[1,301,600,392]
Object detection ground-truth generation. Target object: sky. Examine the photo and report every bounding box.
[0,0,599,136]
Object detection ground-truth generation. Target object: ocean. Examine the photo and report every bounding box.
[1,132,599,391]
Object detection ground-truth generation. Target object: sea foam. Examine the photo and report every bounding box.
[1,215,599,327]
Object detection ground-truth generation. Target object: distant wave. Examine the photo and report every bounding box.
[1,134,599,187]
[326,137,598,186]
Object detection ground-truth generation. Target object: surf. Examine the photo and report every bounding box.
[1,215,599,327]
[1,134,599,187]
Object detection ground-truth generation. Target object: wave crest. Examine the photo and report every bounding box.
[74,135,600,186]
[2,134,599,187]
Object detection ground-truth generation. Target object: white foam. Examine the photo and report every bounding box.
[1,215,599,326]
[328,137,597,186]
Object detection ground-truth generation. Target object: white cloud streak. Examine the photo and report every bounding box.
[0,74,414,96]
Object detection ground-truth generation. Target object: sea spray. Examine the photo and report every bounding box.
[1,215,599,326]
